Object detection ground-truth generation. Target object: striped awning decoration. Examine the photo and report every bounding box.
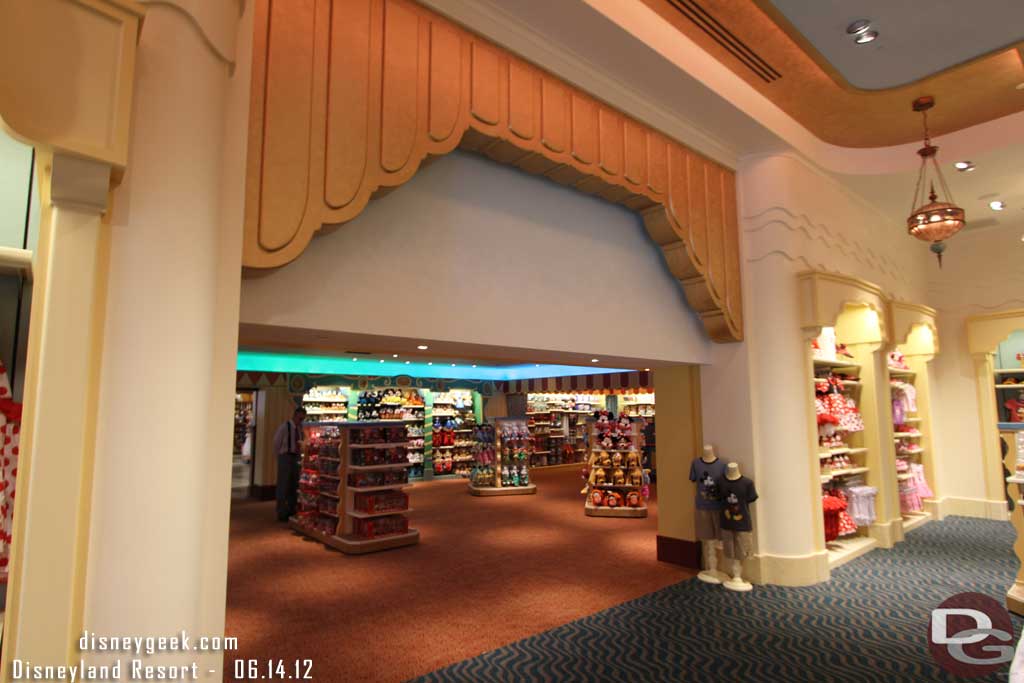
[499,371,652,395]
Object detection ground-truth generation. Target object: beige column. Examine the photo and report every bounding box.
[1,152,113,667]
[975,352,1009,518]
[80,3,249,675]
[652,365,702,566]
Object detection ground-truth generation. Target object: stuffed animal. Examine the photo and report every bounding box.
[628,467,644,487]
[600,436,614,450]
[599,453,612,468]
[612,468,625,485]
[604,491,623,508]
[625,452,641,469]
[617,414,631,431]
[611,453,623,467]
[616,437,631,451]
[625,491,642,507]
[590,489,605,507]
[592,467,607,485]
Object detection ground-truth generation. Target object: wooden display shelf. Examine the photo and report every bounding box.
[348,507,413,519]
[348,463,416,472]
[349,441,410,449]
[531,462,583,470]
[888,367,916,376]
[289,525,417,554]
[902,511,932,532]
[813,358,861,369]
[820,467,869,483]
[349,484,413,493]
[995,368,1024,375]
[468,483,537,496]
[584,502,647,518]
[996,384,1024,389]
[893,433,922,439]
[827,535,877,568]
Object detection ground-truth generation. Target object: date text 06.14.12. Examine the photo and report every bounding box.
[231,659,313,680]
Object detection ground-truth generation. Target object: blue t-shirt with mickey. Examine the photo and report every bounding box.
[689,457,727,510]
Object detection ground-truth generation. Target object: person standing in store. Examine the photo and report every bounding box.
[273,407,307,522]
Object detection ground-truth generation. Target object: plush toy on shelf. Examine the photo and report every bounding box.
[604,491,624,508]
[611,453,623,468]
[612,468,626,485]
[592,467,607,486]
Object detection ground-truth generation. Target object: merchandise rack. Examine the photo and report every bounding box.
[526,393,601,468]
[889,358,935,532]
[582,418,648,518]
[290,421,419,554]
[811,354,878,566]
[468,417,537,496]
[303,385,350,423]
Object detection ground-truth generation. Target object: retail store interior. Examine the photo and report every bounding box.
[227,336,676,681]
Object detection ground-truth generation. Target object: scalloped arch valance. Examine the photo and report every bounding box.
[243,0,744,341]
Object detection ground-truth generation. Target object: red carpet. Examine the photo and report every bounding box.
[225,467,692,682]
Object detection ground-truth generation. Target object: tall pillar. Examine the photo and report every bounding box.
[81,2,249,675]
[1,151,113,667]
[652,365,702,568]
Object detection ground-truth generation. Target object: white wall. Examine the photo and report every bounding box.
[240,150,711,365]
[729,152,933,583]
[928,222,1024,514]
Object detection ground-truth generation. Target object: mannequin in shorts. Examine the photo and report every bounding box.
[690,444,728,584]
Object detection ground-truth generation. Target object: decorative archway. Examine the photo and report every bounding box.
[242,0,744,342]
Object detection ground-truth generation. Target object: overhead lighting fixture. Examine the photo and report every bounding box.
[417,345,429,350]
[428,362,433,366]
[392,354,399,358]
[905,96,965,267]
[405,361,410,364]
[643,368,651,372]
[846,20,877,44]
[990,201,1006,211]
[846,19,871,35]
[379,359,384,363]
[451,363,456,367]
[591,358,599,363]
[351,357,358,361]
[954,161,975,172]
[472,364,477,368]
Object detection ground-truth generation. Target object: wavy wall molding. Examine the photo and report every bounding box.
[243,0,743,341]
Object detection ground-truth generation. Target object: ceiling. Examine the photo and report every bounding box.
[630,0,1024,147]
[238,324,680,374]
[835,140,1024,236]
[769,0,1024,90]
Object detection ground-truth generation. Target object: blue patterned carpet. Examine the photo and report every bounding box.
[414,517,1022,682]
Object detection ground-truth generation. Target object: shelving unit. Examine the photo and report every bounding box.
[355,388,426,478]
[290,421,419,554]
[811,342,879,564]
[889,356,935,529]
[582,418,648,518]
[468,417,536,496]
[431,389,478,478]
[526,393,603,468]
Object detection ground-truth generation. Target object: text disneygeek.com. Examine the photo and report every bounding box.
[10,631,239,681]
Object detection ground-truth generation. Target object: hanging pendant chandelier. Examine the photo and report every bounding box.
[906,96,965,267]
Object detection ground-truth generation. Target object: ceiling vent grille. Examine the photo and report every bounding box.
[666,0,782,83]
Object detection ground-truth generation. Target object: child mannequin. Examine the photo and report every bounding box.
[719,461,758,592]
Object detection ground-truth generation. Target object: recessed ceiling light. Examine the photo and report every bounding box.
[405,361,410,364]
[990,200,1007,211]
[644,368,651,371]
[428,362,433,366]
[954,161,974,172]
[352,357,358,361]
[417,345,429,350]
[379,359,384,363]
[846,19,871,35]
[392,354,399,358]
[451,363,456,367]
[854,30,878,44]
[472,364,477,368]
[591,358,599,363]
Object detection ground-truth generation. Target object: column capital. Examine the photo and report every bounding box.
[50,154,112,214]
